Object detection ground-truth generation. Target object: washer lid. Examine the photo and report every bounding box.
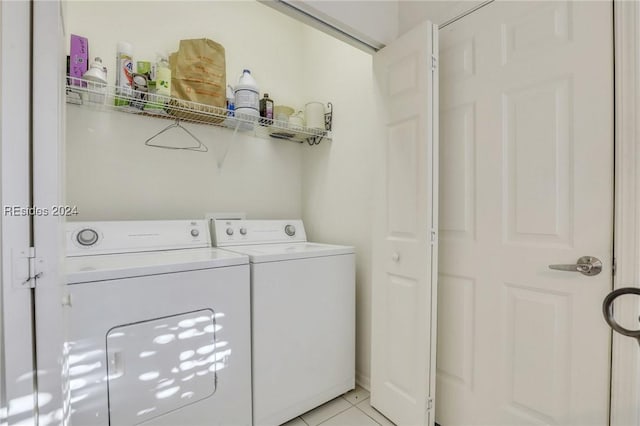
[66,247,248,284]
[222,242,354,263]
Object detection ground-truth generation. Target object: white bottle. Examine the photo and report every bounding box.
[82,57,107,104]
[115,41,133,106]
[234,69,259,121]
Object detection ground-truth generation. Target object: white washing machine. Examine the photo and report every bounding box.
[65,220,252,426]
[212,219,355,426]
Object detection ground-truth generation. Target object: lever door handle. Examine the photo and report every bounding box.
[549,256,602,276]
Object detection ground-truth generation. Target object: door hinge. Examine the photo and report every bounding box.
[427,397,434,411]
[430,229,437,245]
[20,247,43,289]
[431,55,438,71]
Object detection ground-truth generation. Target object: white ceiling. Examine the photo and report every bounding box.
[399,1,486,33]
[300,1,399,47]
[263,0,486,51]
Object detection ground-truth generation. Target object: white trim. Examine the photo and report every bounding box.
[429,23,439,426]
[32,0,69,424]
[0,0,4,415]
[0,1,36,424]
[612,1,640,426]
[355,370,371,392]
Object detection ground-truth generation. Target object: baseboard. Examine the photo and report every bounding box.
[355,370,370,391]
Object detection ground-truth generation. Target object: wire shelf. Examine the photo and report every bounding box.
[65,77,330,145]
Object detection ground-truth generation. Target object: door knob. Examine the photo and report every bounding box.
[391,252,400,262]
[548,256,602,276]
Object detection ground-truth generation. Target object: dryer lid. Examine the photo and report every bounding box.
[66,247,248,284]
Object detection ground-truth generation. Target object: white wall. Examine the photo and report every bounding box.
[66,0,376,387]
[65,1,307,220]
[66,109,303,220]
[299,26,375,388]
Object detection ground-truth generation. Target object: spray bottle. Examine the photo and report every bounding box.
[115,41,133,106]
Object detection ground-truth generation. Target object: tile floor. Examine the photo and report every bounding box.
[281,386,396,426]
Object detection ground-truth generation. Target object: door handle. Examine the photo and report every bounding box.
[107,350,124,379]
[602,287,640,348]
[548,256,602,276]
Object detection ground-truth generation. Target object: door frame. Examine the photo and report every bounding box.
[612,1,640,425]
[1,1,68,424]
[32,0,68,424]
[0,1,37,423]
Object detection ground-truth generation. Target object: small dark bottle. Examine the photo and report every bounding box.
[259,93,274,126]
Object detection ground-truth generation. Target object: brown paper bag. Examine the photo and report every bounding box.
[167,38,226,123]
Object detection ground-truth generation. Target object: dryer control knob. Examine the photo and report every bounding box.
[285,224,296,236]
[226,227,234,236]
[239,227,247,235]
[191,229,200,237]
[77,228,98,246]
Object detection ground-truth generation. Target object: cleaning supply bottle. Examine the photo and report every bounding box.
[156,54,171,98]
[115,41,133,106]
[234,69,259,121]
[226,84,235,117]
[259,93,274,126]
[83,57,107,104]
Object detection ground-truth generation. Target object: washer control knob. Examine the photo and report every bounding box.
[190,229,200,237]
[226,227,234,236]
[239,227,247,236]
[77,228,98,246]
[285,224,296,237]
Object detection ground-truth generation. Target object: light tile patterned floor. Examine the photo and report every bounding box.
[281,386,396,426]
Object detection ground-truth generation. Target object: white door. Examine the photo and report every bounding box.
[371,21,439,426]
[438,1,613,425]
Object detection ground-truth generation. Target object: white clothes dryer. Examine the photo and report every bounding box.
[65,220,251,426]
[212,219,355,426]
